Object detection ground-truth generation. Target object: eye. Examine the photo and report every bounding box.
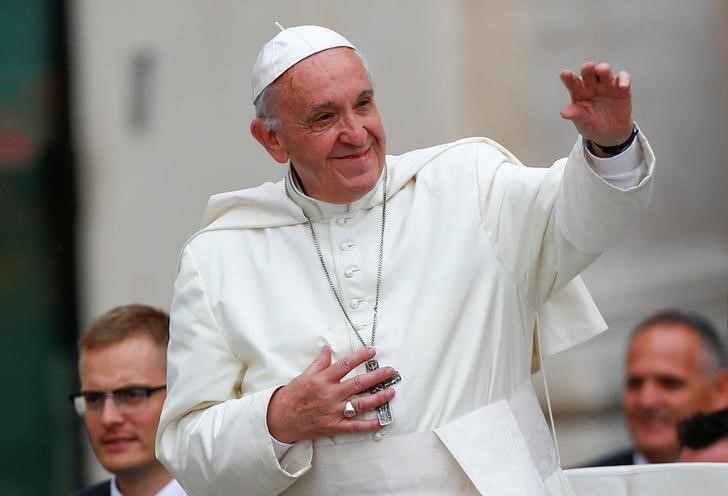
[84,392,105,407]
[626,377,642,390]
[356,98,372,109]
[314,112,334,123]
[116,388,147,404]
[658,377,685,390]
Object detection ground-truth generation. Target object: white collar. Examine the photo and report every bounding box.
[284,165,384,221]
[110,476,187,496]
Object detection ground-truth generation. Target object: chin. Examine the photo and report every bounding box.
[100,452,146,473]
[353,176,378,193]
[637,438,674,454]
[358,165,383,188]
[337,174,375,199]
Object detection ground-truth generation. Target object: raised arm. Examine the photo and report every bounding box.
[476,61,654,308]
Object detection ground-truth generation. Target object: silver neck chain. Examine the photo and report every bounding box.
[305,166,388,349]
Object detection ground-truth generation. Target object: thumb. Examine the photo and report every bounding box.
[560,103,585,122]
[303,344,332,375]
[560,104,591,137]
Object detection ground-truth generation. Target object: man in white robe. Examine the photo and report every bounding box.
[156,25,655,495]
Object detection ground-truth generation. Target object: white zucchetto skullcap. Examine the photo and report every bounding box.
[251,24,355,103]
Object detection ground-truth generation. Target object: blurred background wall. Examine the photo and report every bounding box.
[1,0,726,492]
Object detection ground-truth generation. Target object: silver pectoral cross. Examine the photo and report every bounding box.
[365,359,402,426]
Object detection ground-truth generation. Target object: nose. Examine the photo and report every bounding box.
[338,113,367,146]
[635,381,661,408]
[99,396,125,425]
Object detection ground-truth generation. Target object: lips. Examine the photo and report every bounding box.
[633,411,673,433]
[638,417,670,431]
[333,145,371,161]
[101,435,137,452]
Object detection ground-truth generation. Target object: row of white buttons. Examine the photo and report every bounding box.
[336,213,383,439]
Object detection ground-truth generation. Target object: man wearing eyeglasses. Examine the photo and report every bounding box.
[70,305,186,496]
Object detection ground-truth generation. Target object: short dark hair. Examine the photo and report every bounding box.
[678,408,728,449]
[631,309,728,369]
[79,304,170,352]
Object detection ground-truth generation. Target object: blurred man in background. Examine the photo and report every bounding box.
[678,408,728,462]
[70,305,186,496]
[589,310,728,465]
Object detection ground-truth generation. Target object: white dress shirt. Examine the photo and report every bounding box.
[110,477,187,496]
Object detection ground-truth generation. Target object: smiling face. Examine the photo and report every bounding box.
[251,47,386,204]
[624,324,722,462]
[79,334,167,479]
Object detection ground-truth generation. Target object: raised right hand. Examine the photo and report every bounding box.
[559,61,633,147]
[266,345,397,443]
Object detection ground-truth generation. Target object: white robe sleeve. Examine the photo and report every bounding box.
[477,133,654,352]
[156,247,313,496]
[557,134,654,255]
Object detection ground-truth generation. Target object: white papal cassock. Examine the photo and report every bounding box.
[157,134,655,495]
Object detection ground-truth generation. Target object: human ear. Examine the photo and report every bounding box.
[250,118,289,164]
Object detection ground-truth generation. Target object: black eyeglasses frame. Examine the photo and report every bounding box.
[68,385,167,415]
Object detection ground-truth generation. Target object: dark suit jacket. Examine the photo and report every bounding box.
[70,480,111,496]
[582,448,635,467]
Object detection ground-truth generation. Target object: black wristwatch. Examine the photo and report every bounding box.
[591,126,639,156]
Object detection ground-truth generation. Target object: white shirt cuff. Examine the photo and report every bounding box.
[586,135,647,189]
[271,434,294,460]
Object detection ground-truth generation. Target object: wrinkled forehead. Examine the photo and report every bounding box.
[252,25,355,103]
[271,48,371,118]
[279,47,365,90]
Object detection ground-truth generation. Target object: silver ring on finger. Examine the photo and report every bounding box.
[343,400,356,418]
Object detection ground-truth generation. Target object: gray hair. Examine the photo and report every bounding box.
[253,49,375,132]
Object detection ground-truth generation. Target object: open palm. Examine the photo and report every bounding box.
[560,62,633,146]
